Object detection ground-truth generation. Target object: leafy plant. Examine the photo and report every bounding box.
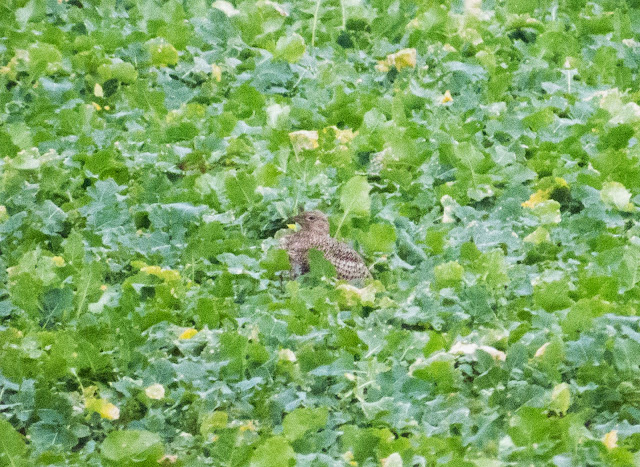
[1,0,640,464]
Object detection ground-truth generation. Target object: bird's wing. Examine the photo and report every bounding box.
[319,238,371,280]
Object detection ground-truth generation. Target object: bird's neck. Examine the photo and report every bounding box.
[303,227,329,236]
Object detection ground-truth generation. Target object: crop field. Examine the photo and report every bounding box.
[2,0,640,465]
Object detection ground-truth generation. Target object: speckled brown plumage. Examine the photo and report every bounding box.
[280,210,371,280]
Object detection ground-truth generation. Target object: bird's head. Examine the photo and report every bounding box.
[292,210,330,234]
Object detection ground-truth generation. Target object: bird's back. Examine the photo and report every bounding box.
[281,231,370,280]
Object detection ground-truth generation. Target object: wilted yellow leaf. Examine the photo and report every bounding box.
[289,130,319,152]
[211,64,222,82]
[602,430,618,449]
[85,397,120,420]
[534,342,550,357]
[522,189,550,209]
[94,83,104,97]
[377,48,417,72]
[141,265,181,282]
[145,383,165,400]
[278,349,297,362]
[239,420,256,432]
[179,328,198,340]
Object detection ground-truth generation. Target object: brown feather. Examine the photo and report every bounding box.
[280,211,371,280]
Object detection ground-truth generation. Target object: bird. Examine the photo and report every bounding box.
[279,210,372,281]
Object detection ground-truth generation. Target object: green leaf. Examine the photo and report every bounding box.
[250,436,294,467]
[29,42,63,74]
[0,418,28,467]
[200,411,228,435]
[97,60,138,84]
[274,33,306,63]
[15,0,46,28]
[260,248,290,276]
[225,172,260,208]
[531,200,562,224]
[434,261,464,289]
[411,354,460,393]
[452,142,486,173]
[36,200,67,236]
[361,223,396,253]
[549,382,570,416]
[340,176,371,217]
[101,430,163,465]
[307,249,337,279]
[282,407,328,441]
[534,280,574,312]
[508,407,552,445]
[148,40,179,67]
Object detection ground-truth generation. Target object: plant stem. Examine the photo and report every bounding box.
[311,0,322,47]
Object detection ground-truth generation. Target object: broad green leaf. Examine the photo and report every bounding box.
[29,42,62,74]
[250,436,294,467]
[549,383,570,416]
[534,280,574,312]
[452,142,485,173]
[0,418,28,467]
[225,172,259,208]
[200,411,228,435]
[307,249,337,279]
[148,40,179,67]
[434,261,464,289]
[282,407,328,441]
[531,200,561,224]
[361,223,396,253]
[340,176,371,217]
[97,60,138,84]
[101,430,163,465]
[274,33,306,63]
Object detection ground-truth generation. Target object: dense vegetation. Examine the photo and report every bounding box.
[2,0,640,465]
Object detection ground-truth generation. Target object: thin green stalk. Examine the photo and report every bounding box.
[311,0,322,47]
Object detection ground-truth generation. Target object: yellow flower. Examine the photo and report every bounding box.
[179,328,198,340]
[441,90,453,104]
[52,256,65,267]
[100,284,108,291]
[602,430,618,449]
[145,383,165,400]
